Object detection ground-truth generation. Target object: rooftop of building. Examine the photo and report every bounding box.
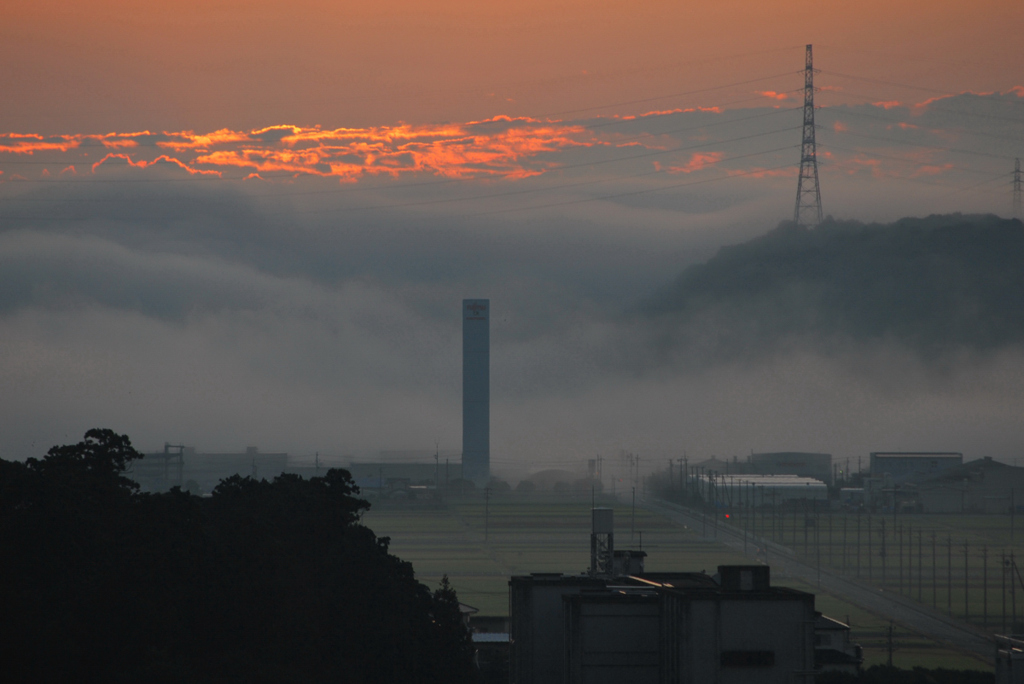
[870,452,963,458]
[815,613,850,630]
[510,566,814,601]
[917,456,1024,486]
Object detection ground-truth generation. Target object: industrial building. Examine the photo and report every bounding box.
[346,450,462,491]
[509,508,824,683]
[129,445,289,493]
[463,298,490,485]
[749,452,832,485]
[814,614,862,674]
[869,451,962,485]
[995,634,1024,684]
[917,457,1024,514]
[693,473,829,507]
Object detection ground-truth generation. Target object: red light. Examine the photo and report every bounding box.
[725,514,730,518]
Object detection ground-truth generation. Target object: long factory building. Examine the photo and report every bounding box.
[692,473,829,507]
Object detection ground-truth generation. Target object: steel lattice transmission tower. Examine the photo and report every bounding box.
[1014,158,1021,219]
[794,44,823,226]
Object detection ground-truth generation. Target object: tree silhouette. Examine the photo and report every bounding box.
[0,430,478,684]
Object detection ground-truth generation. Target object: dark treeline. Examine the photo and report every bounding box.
[818,665,992,684]
[0,429,477,684]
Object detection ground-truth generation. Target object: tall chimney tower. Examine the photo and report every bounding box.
[462,299,490,485]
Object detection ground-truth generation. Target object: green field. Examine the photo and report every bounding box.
[362,492,990,670]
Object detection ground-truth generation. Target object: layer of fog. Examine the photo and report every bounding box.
[1,96,1021,474]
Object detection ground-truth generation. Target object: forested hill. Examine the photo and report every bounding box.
[641,214,1024,356]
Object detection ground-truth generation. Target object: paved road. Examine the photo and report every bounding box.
[643,497,995,663]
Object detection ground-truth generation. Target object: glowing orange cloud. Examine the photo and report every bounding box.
[757,91,791,101]
[667,151,724,174]
[729,166,797,179]
[91,153,221,176]
[0,134,80,154]
[872,101,902,109]
[1,119,594,183]
[911,163,954,178]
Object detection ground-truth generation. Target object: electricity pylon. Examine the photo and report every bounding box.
[794,44,823,227]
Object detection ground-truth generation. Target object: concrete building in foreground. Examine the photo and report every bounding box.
[463,299,490,485]
[510,508,819,684]
[510,566,816,684]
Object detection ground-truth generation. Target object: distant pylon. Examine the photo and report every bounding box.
[794,44,823,226]
[1014,158,1021,219]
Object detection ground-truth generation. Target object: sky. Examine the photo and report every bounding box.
[1,1,1023,477]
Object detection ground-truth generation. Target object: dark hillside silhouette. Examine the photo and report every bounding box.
[642,214,1024,360]
[0,429,477,684]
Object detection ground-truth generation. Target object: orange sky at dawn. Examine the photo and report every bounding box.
[3,0,1022,134]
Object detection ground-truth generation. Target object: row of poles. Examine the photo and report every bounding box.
[666,468,1024,633]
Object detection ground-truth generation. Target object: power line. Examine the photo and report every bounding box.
[818,142,1013,194]
[266,138,800,217]
[823,129,1020,162]
[462,154,797,218]
[532,70,801,119]
[816,105,1024,146]
[815,87,1024,125]
[818,70,1024,107]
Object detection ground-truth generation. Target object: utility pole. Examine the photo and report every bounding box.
[1003,551,1008,634]
[1007,548,1015,630]
[856,514,861,578]
[868,513,874,580]
[887,620,895,667]
[1013,551,1018,631]
[484,486,491,541]
[794,44,823,226]
[918,529,923,602]
[964,540,970,622]
[880,519,887,582]
[842,514,848,573]
[828,512,833,567]
[984,546,989,630]
[932,533,938,609]
[898,523,903,593]
[632,486,637,543]
[1014,158,1021,219]
[948,535,953,617]
[816,507,821,587]
[903,523,908,596]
